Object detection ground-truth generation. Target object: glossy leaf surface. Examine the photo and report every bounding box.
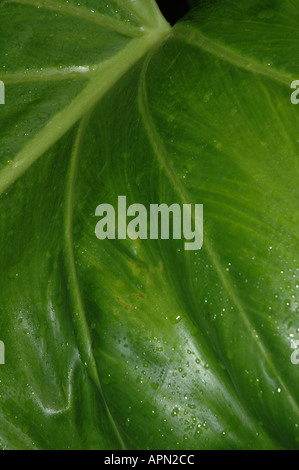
[0,0,299,450]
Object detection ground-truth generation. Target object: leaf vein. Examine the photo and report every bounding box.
[174,25,293,86]
[6,0,143,37]
[138,48,299,420]
[0,31,170,197]
[64,114,126,450]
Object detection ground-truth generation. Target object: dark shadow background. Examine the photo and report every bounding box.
[156,0,191,25]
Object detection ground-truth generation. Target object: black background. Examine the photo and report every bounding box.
[156,0,191,25]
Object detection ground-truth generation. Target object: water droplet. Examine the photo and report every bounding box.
[171,406,180,417]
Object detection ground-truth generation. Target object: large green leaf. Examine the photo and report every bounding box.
[0,0,299,450]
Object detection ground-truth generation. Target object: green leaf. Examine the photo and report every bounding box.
[0,0,299,450]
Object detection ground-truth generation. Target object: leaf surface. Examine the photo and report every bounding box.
[0,0,299,450]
